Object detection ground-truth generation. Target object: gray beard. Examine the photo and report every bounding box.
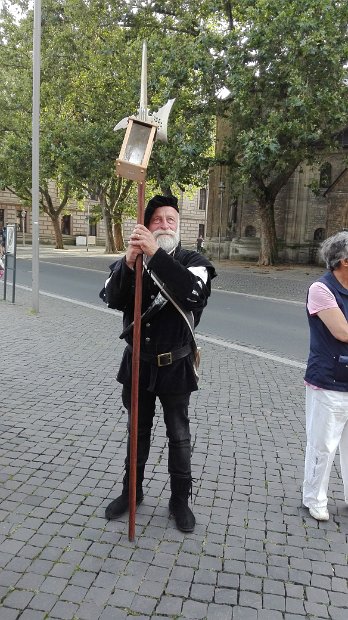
[154,229,180,253]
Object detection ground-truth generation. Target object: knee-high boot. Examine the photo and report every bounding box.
[169,475,196,532]
[105,432,150,521]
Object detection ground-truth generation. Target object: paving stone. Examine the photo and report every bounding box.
[327,606,348,619]
[29,592,59,611]
[257,611,283,620]
[19,611,46,620]
[99,607,127,620]
[156,595,184,615]
[232,607,258,619]
[0,608,23,620]
[207,603,233,620]
[214,588,238,605]
[263,593,286,611]
[2,590,34,610]
[76,601,104,619]
[239,591,262,609]
[191,583,215,602]
[182,599,208,618]
[49,600,79,619]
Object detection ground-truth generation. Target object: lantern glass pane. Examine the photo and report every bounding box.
[124,123,152,165]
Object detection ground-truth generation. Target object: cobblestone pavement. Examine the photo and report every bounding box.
[1,266,348,619]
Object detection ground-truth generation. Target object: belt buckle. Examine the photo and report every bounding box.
[157,352,172,367]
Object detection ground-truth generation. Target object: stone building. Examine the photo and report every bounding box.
[0,185,97,246]
[0,186,207,250]
[206,120,348,263]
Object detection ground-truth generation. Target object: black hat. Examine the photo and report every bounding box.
[144,195,179,227]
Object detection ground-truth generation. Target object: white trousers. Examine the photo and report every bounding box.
[303,385,348,509]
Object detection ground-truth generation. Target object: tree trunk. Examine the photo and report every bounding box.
[104,208,116,254]
[159,184,173,196]
[113,220,125,251]
[258,198,278,265]
[51,215,64,249]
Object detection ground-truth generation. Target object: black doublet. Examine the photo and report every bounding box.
[101,246,216,393]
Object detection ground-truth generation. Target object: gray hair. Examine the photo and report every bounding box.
[320,231,348,271]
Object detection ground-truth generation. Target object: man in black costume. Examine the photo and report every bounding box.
[100,195,216,532]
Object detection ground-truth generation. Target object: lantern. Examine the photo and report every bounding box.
[115,118,157,182]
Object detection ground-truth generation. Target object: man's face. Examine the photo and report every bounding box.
[148,206,180,252]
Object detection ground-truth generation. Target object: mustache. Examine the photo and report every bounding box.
[153,230,175,238]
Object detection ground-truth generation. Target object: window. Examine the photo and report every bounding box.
[199,188,207,210]
[245,225,256,238]
[0,209,4,230]
[89,220,97,236]
[319,163,332,188]
[61,215,71,235]
[314,228,325,241]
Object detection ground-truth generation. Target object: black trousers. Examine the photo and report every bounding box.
[122,385,192,479]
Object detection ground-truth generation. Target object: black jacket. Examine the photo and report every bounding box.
[100,246,216,393]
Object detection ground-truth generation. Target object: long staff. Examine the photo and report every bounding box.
[114,42,175,542]
[128,181,145,541]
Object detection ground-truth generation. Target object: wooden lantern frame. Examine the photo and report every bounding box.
[115,117,158,182]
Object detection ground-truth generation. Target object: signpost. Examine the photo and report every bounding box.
[114,41,175,541]
[3,224,17,303]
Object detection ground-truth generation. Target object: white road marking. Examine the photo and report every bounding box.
[213,288,305,305]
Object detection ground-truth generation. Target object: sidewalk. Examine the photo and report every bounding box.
[1,288,348,620]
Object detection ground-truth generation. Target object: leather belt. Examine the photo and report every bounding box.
[127,343,192,367]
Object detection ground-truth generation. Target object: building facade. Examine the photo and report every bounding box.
[205,121,348,263]
[0,187,207,250]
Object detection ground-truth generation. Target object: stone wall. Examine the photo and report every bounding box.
[325,168,348,237]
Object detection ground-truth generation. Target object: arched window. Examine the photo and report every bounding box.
[319,163,332,188]
[245,225,256,238]
[61,215,71,235]
[313,228,325,241]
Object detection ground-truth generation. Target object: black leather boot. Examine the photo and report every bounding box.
[105,470,144,521]
[169,476,195,532]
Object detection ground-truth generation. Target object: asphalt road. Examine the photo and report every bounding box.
[13,253,311,363]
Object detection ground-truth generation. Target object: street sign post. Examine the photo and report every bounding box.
[3,224,17,304]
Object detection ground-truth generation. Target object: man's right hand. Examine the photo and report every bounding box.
[125,240,143,269]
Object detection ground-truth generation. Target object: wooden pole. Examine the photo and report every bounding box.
[128,181,145,541]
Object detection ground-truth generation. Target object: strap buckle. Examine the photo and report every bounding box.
[157,352,172,367]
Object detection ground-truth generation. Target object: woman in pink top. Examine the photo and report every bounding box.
[303,231,348,521]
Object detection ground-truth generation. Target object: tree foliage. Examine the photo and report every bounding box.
[219,0,348,263]
[0,0,216,250]
[2,0,346,262]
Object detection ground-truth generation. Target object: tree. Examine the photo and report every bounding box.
[0,3,79,248]
[1,0,219,251]
[219,0,348,264]
[0,1,137,250]
[138,0,348,264]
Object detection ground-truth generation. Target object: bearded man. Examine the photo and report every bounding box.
[100,195,216,532]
